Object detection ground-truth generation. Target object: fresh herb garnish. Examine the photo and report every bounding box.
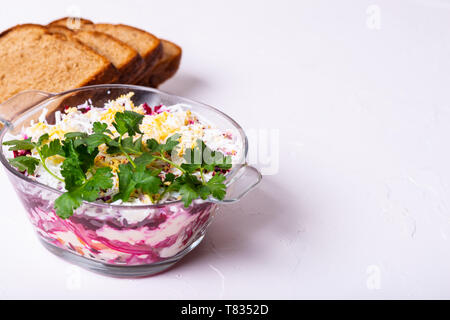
[108,111,145,168]
[113,162,161,202]
[3,137,35,151]
[3,134,64,180]
[8,156,40,175]
[3,109,231,218]
[54,167,113,219]
[181,139,232,173]
[113,111,144,137]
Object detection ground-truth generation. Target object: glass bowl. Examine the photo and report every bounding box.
[0,85,261,277]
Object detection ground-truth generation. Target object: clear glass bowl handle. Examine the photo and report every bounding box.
[0,90,54,129]
[208,164,262,204]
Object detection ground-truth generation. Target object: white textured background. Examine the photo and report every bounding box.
[1,0,450,299]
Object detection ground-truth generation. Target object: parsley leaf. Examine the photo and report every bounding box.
[4,136,66,181]
[71,122,116,154]
[54,192,82,219]
[145,138,159,152]
[179,183,199,207]
[113,111,144,136]
[60,139,97,191]
[105,137,121,154]
[134,165,161,195]
[121,136,143,155]
[84,167,114,195]
[164,171,228,207]
[140,134,230,207]
[145,134,181,154]
[84,133,110,153]
[169,173,203,207]
[182,139,232,172]
[2,138,35,151]
[64,132,87,140]
[92,122,111,135]
[37,134,49,146]
[113,163,162,202]
[60,153,85,191]
[76,144,98,173]
[160,134,181,154]
[113,163,136,202]
[165,172,175,183]
[180,162,201,173]
[40,139,64,159]
[54,167,113,218]
[205,173,227,200]
[8,156,40,174]
[134,152,155,167]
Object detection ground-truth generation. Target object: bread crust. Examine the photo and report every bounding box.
[133,40,164,83]
[47,25,74,37]
[120,52,146,84]
[115,24,163,68]
[0,23,47,38]
[142,39,182,87]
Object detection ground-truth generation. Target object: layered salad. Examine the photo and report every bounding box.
[3,93,241,265]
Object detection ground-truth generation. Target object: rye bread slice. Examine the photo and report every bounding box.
[81,23,162,83]
[47,25,145,83]
[0,24,118,103]
[74,30,145,84]
[48,18,181,86]
[141,39,182,87]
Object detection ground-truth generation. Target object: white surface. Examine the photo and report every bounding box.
[0,0,450,299]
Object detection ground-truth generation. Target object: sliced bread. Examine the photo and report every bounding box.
[142,39,182,87]
[48,17,181,87]
[0,24,118,103]
[73,30,145,83]
[82,23,163,83]
[48,25,145,83]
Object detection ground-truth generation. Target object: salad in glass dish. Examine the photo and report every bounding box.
[0,85,260,277]
[4,93,240,216]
